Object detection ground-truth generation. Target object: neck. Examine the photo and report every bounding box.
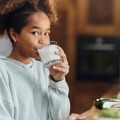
[8,52,32,64]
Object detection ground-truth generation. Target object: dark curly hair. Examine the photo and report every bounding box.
[0,0,58,36]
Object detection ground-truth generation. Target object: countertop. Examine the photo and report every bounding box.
[80,85,120,120]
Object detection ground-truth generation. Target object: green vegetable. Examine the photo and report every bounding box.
[99,108,120,118]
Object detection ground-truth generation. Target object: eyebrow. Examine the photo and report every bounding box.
[31,26,50,31]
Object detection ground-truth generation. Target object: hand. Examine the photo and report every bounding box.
[68,113,86,120]
[49,46,69,81]
[111,103,120,108]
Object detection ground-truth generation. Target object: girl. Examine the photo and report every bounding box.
[0,0,70,120]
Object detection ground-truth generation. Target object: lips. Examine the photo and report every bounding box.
[33,47,41,60]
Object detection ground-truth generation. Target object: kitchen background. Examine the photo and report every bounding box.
[50,0,120,114]
[0,0,120,115]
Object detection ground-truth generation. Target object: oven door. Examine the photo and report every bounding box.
[76,36,120,81]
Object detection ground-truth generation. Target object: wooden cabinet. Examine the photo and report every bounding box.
[75,0,120,36]
[50,0,120,114]
[50,1,75,53]
[67,0,120,113]
[70,0,120,113]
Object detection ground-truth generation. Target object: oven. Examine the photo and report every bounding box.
[76,36,120,81]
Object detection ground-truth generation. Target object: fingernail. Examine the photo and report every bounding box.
[53,66,56,69]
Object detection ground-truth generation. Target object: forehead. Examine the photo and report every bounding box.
[26,11,50,29]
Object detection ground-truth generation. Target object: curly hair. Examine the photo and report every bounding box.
[0,0,58,35]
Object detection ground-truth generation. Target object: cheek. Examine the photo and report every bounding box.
[42,39,50,48]
[27,39,38,49]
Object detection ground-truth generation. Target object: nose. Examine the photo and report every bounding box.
[39,39,43,45]
[38,37,49,48]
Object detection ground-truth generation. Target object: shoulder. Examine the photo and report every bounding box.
[0,55,7,68]
[0,56,11,77]
[0,55,7,61]
[0,56,10,82]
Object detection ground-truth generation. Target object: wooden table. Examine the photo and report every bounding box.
[80,85,120,120]
[80,106,99,120]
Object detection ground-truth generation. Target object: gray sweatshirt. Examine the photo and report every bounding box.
[0,56,70,120]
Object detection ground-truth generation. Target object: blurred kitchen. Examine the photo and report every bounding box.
[50,0,120,114]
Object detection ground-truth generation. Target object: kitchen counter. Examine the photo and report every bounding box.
[80,106,100,120]
[80,84,120,120]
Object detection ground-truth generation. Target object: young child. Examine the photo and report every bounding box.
[0,0,70,120]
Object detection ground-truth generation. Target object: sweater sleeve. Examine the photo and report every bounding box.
[0,68,14,120]
[48,78,70,120]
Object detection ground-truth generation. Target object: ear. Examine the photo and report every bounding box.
[9,28,18,43]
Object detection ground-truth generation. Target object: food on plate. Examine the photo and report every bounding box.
[99,108,120,118]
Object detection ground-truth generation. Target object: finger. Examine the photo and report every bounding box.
[57,46,64,53]
[54,62,70,70]
[56,46,67,60]
[52,65,69,73]
[112,104,120,108]
[78,116,86,119]
[56,46,65,56]
[68,114,86,120]
[59,61,69,68]
[56,50,67,60]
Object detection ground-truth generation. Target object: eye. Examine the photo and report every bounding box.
[45,32,50,36]
[31,31,39,36]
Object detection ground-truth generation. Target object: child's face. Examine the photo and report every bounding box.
[13,11,50,59]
